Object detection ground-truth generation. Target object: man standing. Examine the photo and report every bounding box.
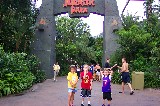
[117,58,134,95]
[104,58,111,69]
[53,62,60,82]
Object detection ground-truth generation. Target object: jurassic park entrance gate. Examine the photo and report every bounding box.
[31,0,121,78]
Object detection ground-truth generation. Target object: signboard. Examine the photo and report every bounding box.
[63,0,95,14]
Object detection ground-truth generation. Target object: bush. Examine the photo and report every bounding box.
[0,71,35,96]
[33,70,46,83]
[0,45,46,96]
[112,72,122,84]
[144,72,160,88]
[27,55,46,83]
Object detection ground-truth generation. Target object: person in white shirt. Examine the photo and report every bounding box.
[53,62,60,82]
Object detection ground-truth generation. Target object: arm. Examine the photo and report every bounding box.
[82,71,87,79]
[117,66,122,70]
[100,70,104,76]
[67,73,73,86]
[74,74,78,84]
[109,70,113,76]
[110,64,117,70]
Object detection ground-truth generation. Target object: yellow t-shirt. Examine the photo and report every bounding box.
[67,72,78,88]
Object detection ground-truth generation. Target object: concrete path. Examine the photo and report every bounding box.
[0,77,160,106]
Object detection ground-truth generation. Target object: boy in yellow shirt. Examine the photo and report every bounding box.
[67,65,78,106]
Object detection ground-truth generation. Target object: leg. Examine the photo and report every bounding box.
[68,92,72,106]
[87,90,91,105]
[122,82,125,93]
[88,97,91,106]
[53,71,56,81]
[81,89,86,105]
[102,99,106,105]
[99,74,101,81]
[108,100,111,105]
[128,83,134,95]
[102,92,106,105]
[57,70,59,76]
[71,93,74,105]
[81,97,84,105]
[128,83,133,91]
[56,71,58,81]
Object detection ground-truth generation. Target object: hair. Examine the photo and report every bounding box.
[122,57,127,61]
[106,58,110,60]
[69,65,76,70]
[83,64,89,70]
[104,68,109,72]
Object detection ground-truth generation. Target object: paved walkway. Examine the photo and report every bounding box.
[0,77,160,106]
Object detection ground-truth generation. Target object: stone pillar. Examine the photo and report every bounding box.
[103,0,121,66]
[31,0,56,78]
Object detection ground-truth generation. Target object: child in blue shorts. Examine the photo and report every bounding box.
[67,65,78,106]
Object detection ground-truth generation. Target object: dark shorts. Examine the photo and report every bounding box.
[81,89,91,97]
[121,72,130,83]
[97,69,100,72]
[103,92,112,100]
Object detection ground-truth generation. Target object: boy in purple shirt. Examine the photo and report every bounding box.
[101,68,112,106]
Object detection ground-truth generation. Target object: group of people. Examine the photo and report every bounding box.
[67,57,134,106]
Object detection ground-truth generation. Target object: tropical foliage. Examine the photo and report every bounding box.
[0,0,46,96]
[110,0,160,88]
[0,46,46,96]
[0,0,38,53]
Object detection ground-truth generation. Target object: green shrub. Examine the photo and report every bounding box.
[33,70,46,83]
[144,72,160,88]
[0,71,35,96]
[27,55,46,83]
[112,72,122,84]
[58,63,69,76]
[0,45,46,96]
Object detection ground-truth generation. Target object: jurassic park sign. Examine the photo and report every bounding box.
[63,0,95,14]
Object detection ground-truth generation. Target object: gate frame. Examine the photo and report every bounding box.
[31,0,121,78]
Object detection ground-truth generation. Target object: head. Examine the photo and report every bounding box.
[83,64,89,72]
[103,68,110,76]
[56,62,58,65]
[122,58,126,63]
[70,65,76,73]
[106,58,110,63]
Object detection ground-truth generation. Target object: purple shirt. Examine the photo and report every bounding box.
[102,75,111,92]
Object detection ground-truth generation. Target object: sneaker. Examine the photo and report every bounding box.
[88,104,91,106]
[130,91,134,95]
[81,104,84,106]
[102,104,105,106]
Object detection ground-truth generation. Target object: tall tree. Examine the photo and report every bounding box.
[55,16,96,75]
[0,0,37,52]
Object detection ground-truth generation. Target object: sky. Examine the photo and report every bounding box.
[35,0,159,36]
